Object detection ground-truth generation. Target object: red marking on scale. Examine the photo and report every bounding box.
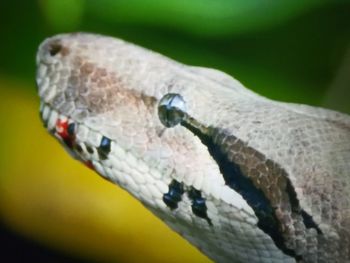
[56,119,69,139]
[56,119,75,147]
[85,160,94,170]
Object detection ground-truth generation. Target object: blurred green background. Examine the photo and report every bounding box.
[0,0,349,262]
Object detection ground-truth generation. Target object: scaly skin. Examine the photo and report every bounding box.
[36,33,350,263]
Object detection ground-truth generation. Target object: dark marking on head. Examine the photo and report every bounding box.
[285,180,301,213]
[163,180,184,210]
[188,187,212,226]
[67,123,75,136]
[286,181,322,234]
[180,120,301,260]
[97,136,111,160]
[74,144,83,153]
[86,145,94,154]
[301,210,322,234]
[155,97,306,256]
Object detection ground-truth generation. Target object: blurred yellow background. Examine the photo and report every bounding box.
[0,0,349,262]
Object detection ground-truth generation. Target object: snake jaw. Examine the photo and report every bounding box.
[39,103,83,162]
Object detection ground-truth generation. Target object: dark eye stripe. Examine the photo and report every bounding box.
[180,120,302,261]
[301,209,322,234]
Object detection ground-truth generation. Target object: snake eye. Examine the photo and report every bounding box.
[158,93,186,128]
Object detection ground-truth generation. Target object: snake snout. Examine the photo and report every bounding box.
[47,41,63,56]
[36,35,83,120]
[40,37,71,59]
[36,37,68,104]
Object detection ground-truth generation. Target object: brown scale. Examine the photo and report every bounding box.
[212,129,315,255]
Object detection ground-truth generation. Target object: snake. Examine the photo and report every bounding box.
[36,33,350,263]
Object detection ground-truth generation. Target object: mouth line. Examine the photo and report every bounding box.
[38,100,170,204]
[39,101,113,173]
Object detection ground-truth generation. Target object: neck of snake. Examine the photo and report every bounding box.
[180,114,321,260]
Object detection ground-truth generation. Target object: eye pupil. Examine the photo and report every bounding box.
[158,93,186,128]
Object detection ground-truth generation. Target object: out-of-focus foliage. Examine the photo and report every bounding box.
[40,0,85,31]
[42,0,328,36]
[0,0,349,262]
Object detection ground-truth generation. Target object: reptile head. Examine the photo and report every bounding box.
[36,32,241,208]
[36,32,240,191]
[37,33,344,262]
[35,33,270,262]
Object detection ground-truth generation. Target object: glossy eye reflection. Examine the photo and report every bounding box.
[158,93,186,128]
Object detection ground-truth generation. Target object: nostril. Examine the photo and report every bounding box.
[48,41,62,56]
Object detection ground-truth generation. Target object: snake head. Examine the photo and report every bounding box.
[35,33,301,262]
[36,33,349,263]
[36,32,235,200]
